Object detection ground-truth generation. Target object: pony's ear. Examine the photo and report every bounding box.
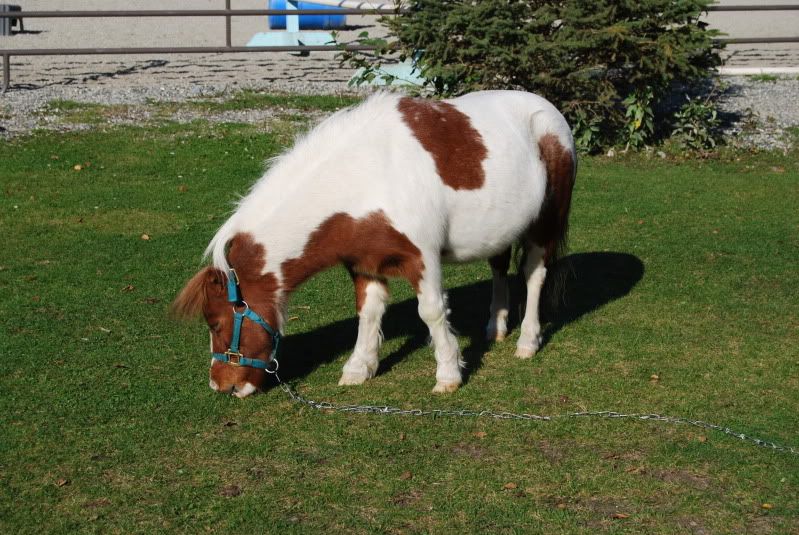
[170,267,226,319]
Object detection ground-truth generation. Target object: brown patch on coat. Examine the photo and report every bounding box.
[528,133,576,264]
[281,211,425,295]
[398,97,488,190]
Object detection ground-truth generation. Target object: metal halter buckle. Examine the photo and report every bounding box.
[225,351,243,366]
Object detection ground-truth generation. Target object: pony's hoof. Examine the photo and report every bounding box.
[432,381,461,393]
[338,372,368,386]
[486,329,507,342]
[515,345,538,359]
[516,335,542,359]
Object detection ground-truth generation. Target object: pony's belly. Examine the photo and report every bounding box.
[443,213,533,262]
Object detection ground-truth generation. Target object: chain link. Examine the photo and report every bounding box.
[273,374,798,456]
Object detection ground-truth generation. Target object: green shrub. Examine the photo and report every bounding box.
[341,0,722,152]
[671,94,722,151]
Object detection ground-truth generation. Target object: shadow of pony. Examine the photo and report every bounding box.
[275,252,645,388]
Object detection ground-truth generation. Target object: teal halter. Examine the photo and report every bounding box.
[211,269,280,372]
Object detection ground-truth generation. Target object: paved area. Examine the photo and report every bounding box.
[0,0,385,92]
[705,0,799,73]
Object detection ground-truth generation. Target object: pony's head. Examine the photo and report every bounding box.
[171,266,280,398]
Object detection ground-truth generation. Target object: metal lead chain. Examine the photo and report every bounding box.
[273,374,799,456]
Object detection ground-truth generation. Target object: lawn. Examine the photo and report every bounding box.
[1,96,798,534]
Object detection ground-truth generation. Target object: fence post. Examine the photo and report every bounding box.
[225,0,231,47]
[2,53,9,93]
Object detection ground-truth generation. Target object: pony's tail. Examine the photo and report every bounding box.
[523,109,578,307]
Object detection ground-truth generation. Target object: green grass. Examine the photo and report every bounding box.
[1,102,798,534]
[749,74,779,83]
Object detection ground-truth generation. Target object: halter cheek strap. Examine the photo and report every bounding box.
[211,269,280,372]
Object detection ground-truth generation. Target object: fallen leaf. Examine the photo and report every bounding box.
[113,363,128,369]
[50,154,60,160]
[140,234,150,241]
[474,431,487,439]
[220,485,242,497]
[650,374,660,382]
[223,421,238,427]
[399,432,406,441]
[55,478,70,487]
[144,297,161,304]
[400,471,413,480]
[611,513,630,519]
[121,284,135,292]
[558,395,570,403]
[287,315,300,321]
[503,482,518,490]
[557,503,567,510]
[32,296,41,302]
[98,327,111,333]
[762,503,774,510]
[177,184,188,192]
[770,166,785,173]
[698,436,707,443]
[637,220,645,225]
[73,164,82,171]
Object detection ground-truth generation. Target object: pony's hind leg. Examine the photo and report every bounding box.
[516,244,547,358]
[486,247,512,342]
[339,274,389,386]
[416,258,464,393]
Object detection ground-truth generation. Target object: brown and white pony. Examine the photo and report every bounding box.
[173,90,576,397]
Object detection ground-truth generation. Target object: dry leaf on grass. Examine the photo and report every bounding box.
[400,471,413,480]
[503,482,517,490]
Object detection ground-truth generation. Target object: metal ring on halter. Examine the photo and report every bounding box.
[232,300,249,313]
[265,358,279,374]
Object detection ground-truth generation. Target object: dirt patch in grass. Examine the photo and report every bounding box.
[653,468,711,490]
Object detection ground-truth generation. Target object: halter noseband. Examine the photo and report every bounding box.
[211,269,280,372]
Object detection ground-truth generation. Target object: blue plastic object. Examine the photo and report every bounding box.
[268,0,347,30]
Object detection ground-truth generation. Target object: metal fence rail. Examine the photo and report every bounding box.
[0,6,400,93]
[1,4,798,93]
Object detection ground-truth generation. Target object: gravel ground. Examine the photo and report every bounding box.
[1,0,798,148]
[3,71,797,151]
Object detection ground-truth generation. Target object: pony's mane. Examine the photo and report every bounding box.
[203,92,402,272]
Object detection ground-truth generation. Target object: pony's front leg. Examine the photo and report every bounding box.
[417,260,464,393]
[339,275,389,386]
